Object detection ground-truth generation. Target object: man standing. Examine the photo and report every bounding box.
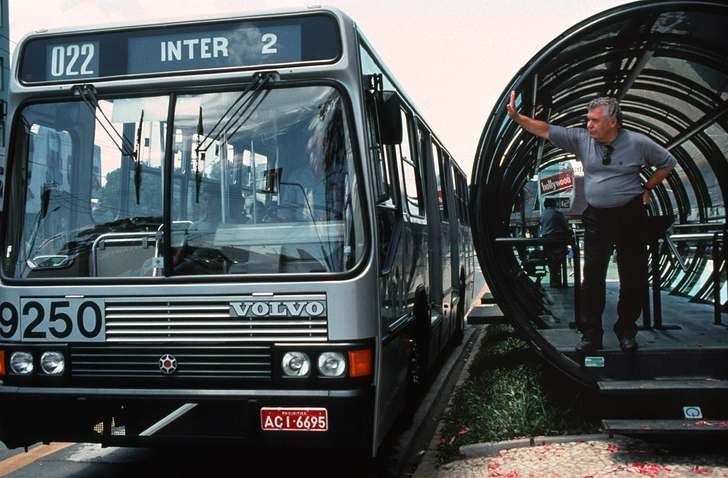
[507,92,677,352]
[540,197,570,288]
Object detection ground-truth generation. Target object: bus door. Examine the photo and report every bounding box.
[396,109,434,370]
[422,131,453,353]
[445,156,467,335]
[365,89,412,435]
[365,91,405,335]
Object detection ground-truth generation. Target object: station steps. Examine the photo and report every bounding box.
[466,304,508,325]
[480,292,496,304]
[599,379,728,436]
[598,379,728,393]
[602,419,728,435]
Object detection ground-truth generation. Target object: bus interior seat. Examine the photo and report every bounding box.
[92,233,157,277]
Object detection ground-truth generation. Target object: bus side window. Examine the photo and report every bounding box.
[453,164,467,227]
[398,109,425,217]
[430,139,448,223]
[364,91,395,207]
[365,90,399,275]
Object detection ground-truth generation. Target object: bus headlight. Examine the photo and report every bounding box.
[40,352,65,375]
[282,352,311,377]
[9,352,34,375]
[318,352,346,377]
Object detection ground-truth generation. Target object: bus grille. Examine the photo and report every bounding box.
[103,295,328,343]
[71,345,272,379]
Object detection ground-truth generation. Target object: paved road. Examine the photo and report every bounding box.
[0,442,389,477]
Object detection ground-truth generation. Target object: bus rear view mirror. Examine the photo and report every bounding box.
[377,91,402,145]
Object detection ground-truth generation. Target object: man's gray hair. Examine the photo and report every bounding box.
[587,97,622,126]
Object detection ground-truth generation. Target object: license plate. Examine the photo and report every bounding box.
[261,407,328,432]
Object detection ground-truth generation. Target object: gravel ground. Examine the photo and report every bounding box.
[417,435,728,478]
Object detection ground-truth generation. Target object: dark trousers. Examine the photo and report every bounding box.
[545,238,568,287]
[579,195,648,340]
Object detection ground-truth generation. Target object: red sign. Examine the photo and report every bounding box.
[540,172,573,195]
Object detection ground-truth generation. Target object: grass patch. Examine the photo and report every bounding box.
[436,324,601,463]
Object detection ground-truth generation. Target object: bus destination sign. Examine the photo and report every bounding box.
[21,14,340,84]
[127,24,301,75]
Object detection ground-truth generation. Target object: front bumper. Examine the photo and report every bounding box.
[0,385,374,451]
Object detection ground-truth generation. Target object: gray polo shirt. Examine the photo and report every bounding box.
[548,126,677,208]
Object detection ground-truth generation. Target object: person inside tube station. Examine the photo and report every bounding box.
[507,92,677,353]
[539,197,570,289]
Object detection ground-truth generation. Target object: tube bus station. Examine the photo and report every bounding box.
[472,0,727,435]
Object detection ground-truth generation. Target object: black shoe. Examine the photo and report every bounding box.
[619,336,638,352]
[575,336,603,353]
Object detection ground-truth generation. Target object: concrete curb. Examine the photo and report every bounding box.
[390,325,479,475]
[460,433,613,459]
[412,324,487,478]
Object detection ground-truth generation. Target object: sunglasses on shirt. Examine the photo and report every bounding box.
[602,145,614,165]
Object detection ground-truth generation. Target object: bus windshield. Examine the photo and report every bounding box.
[3,85,365,279]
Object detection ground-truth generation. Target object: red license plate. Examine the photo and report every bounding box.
[261,407,328,432]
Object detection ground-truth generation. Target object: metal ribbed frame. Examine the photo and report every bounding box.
[472,0,728,386]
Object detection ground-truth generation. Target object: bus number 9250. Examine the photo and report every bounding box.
[0,299,105,342]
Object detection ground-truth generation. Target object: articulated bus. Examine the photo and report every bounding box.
[0,7,474,455]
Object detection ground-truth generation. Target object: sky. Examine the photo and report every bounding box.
[8,0,634,178]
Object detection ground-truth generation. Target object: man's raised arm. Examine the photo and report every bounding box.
[506,91,550,139]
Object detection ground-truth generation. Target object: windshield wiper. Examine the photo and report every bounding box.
[195,106,205,203]
[197,72,273,155]
[134,110,144,204]
[73,84,136,158]
[74,85,146,204]
[194,72,274,202]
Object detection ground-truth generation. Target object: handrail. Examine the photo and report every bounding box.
[663,229,725,273]
[669,232,724,241]
[494,236,572,245]
[672,222,726,231]
[91,231,158,276]
[654,228,725,325]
